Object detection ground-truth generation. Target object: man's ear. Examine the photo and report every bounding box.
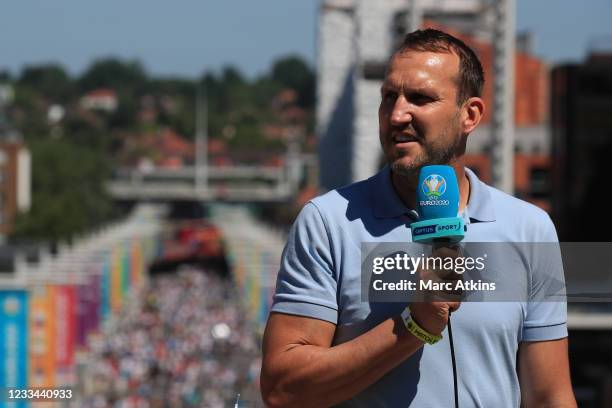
[461,97,485,134]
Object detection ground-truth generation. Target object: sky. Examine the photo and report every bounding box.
[1,0,611,79]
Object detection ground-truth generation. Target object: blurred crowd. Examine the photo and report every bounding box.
[78,267,261,408]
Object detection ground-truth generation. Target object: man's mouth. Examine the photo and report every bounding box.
[392,133,420,144]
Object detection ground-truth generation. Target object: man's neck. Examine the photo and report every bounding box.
[390,163,470,213]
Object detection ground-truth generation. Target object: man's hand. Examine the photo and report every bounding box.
[408,300,460,337]
[409,244,463,336]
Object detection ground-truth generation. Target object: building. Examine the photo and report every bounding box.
[551,52,612,241]
[0,83,31,238]
[316,0,551,209]
[0,141,31,237]
[79,89,118,112]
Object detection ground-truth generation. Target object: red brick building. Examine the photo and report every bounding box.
[425,20,549,126]
[425,20,552,211]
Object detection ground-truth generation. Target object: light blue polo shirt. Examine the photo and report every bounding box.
[271,165,567,407]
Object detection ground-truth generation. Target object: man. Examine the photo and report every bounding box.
[261,29,576,407]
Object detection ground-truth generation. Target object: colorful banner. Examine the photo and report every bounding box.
[76,283,87,349]
[88,273,101,336]
[111,246,122,312]
[28,284,55,388]
[76,272,101,349]
[101,255,111,323]
[54,285,76,385]
[131,240,143,288]
[0,207,162,405]
[235,256,244,289]
[250,246,261,323]
[121,241,131,298]
[0,290,28,408]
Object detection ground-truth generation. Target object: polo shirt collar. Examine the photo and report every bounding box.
[463,167,496,223]
[371,165,496,223]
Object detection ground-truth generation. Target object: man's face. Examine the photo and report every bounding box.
[379,50,464,177]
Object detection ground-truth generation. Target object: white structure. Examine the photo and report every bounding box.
[79,89,118,112]
[316,0,517,192]
[16,147,31,213]
[0,141,31,237]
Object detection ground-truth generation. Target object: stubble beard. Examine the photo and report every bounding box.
[387,118,463,178]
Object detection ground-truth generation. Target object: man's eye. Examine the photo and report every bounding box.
[410,94,434,105]
[383,92,397,103]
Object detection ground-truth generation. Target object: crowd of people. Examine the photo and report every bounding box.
[78,266,261,407]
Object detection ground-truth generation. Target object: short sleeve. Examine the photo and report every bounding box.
[522,215,568,342]
[271,202,339,324]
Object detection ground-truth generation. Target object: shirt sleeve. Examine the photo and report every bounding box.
[270,202,339,324]
[522,214,568,342]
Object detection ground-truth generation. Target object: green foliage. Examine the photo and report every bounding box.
[0,70,11,82]
[77,58,148,130]
[108,91,139,129]
[61,115,108,151]
[160,108,195,139]
[78,58,146,93]
[11,86,51,139]
[7,54,316,242]
[221,66,245,87]
[147,77,197,137]
[270,55,315,108]
[252,77,283,107]
[18,64,73,102]
[11,140,114,243]
[147,77,195,97]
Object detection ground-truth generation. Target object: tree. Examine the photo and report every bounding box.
[78,58,146,93]
[0,70,11,82]
[11,140,115,243]
[18,64,73,102]
[252,76,282,108]
[78,58,148,130]
[214,66,252,113]
[221,66,245,87]
[270,56,315,108]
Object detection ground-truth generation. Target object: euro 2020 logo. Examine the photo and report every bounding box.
[422,174,447,200]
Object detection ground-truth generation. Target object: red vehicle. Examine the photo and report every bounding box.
[152,218,227,274]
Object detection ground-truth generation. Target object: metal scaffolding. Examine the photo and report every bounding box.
[490,0,515,193]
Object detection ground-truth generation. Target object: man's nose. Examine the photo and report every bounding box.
[390,96,412,126]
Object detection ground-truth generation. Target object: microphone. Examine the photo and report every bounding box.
[410,164,463,408]
[410,165,465,244]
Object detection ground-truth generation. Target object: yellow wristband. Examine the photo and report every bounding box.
[401,306,443,345]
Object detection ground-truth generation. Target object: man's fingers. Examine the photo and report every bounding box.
[448,302,461,313]
[432,244,461,258]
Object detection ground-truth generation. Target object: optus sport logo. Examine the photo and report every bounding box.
[412,222,462,236]
[420,174,449,206]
